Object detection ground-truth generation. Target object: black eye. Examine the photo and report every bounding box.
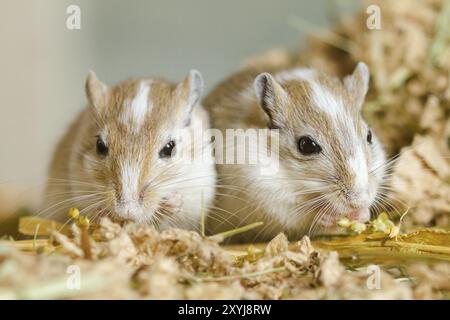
[159,140,176,158]
[298,136,322,155]
[96,136,108,156]
[367,129,372,144]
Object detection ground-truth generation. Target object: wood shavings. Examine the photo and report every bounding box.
[264,233,289,258]
[408,263,450,299]
[392,135,450,226]
[319,251,345,288]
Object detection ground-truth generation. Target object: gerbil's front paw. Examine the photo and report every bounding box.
[160,192,183,215]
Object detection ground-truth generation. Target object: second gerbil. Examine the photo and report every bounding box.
[204,62,386,242]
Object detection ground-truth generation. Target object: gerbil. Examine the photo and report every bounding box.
[204,62,386,241]
[44,70,216,230]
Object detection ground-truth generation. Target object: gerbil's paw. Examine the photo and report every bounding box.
[347,208,370,222]
[161,192,183,215]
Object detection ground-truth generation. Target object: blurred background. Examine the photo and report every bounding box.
[0,0,358,214]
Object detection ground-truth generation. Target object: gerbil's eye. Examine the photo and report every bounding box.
[159,140,176,158]
[367,130,373,144]
[298,136,322,155]
[96,136,108,157]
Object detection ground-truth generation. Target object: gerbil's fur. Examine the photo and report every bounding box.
[44,70,216,230]
[204,63,386,242]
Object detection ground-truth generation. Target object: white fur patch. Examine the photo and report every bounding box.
[121,81,151,132]
[276,68,343,119]
[120,160,141,202]
[309,82,343,119]
[347,151,368,192]
[132,82,150,121]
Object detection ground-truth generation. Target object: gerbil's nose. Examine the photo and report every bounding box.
[345,189,370,210]
[115,198,142,219]
[117,193,142,205]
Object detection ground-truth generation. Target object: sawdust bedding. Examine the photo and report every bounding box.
[1,0,449,299]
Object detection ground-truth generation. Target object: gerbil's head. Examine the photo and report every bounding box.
[254,62,386,230]
[75,70,203,224]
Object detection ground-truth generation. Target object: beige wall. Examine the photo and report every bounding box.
[0,0,97,208]
[0,0,357,209]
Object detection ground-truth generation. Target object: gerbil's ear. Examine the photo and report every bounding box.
[344,62,370,110]
[177,70,204,112]
[254,72,288,128]
[85,71,108,110]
